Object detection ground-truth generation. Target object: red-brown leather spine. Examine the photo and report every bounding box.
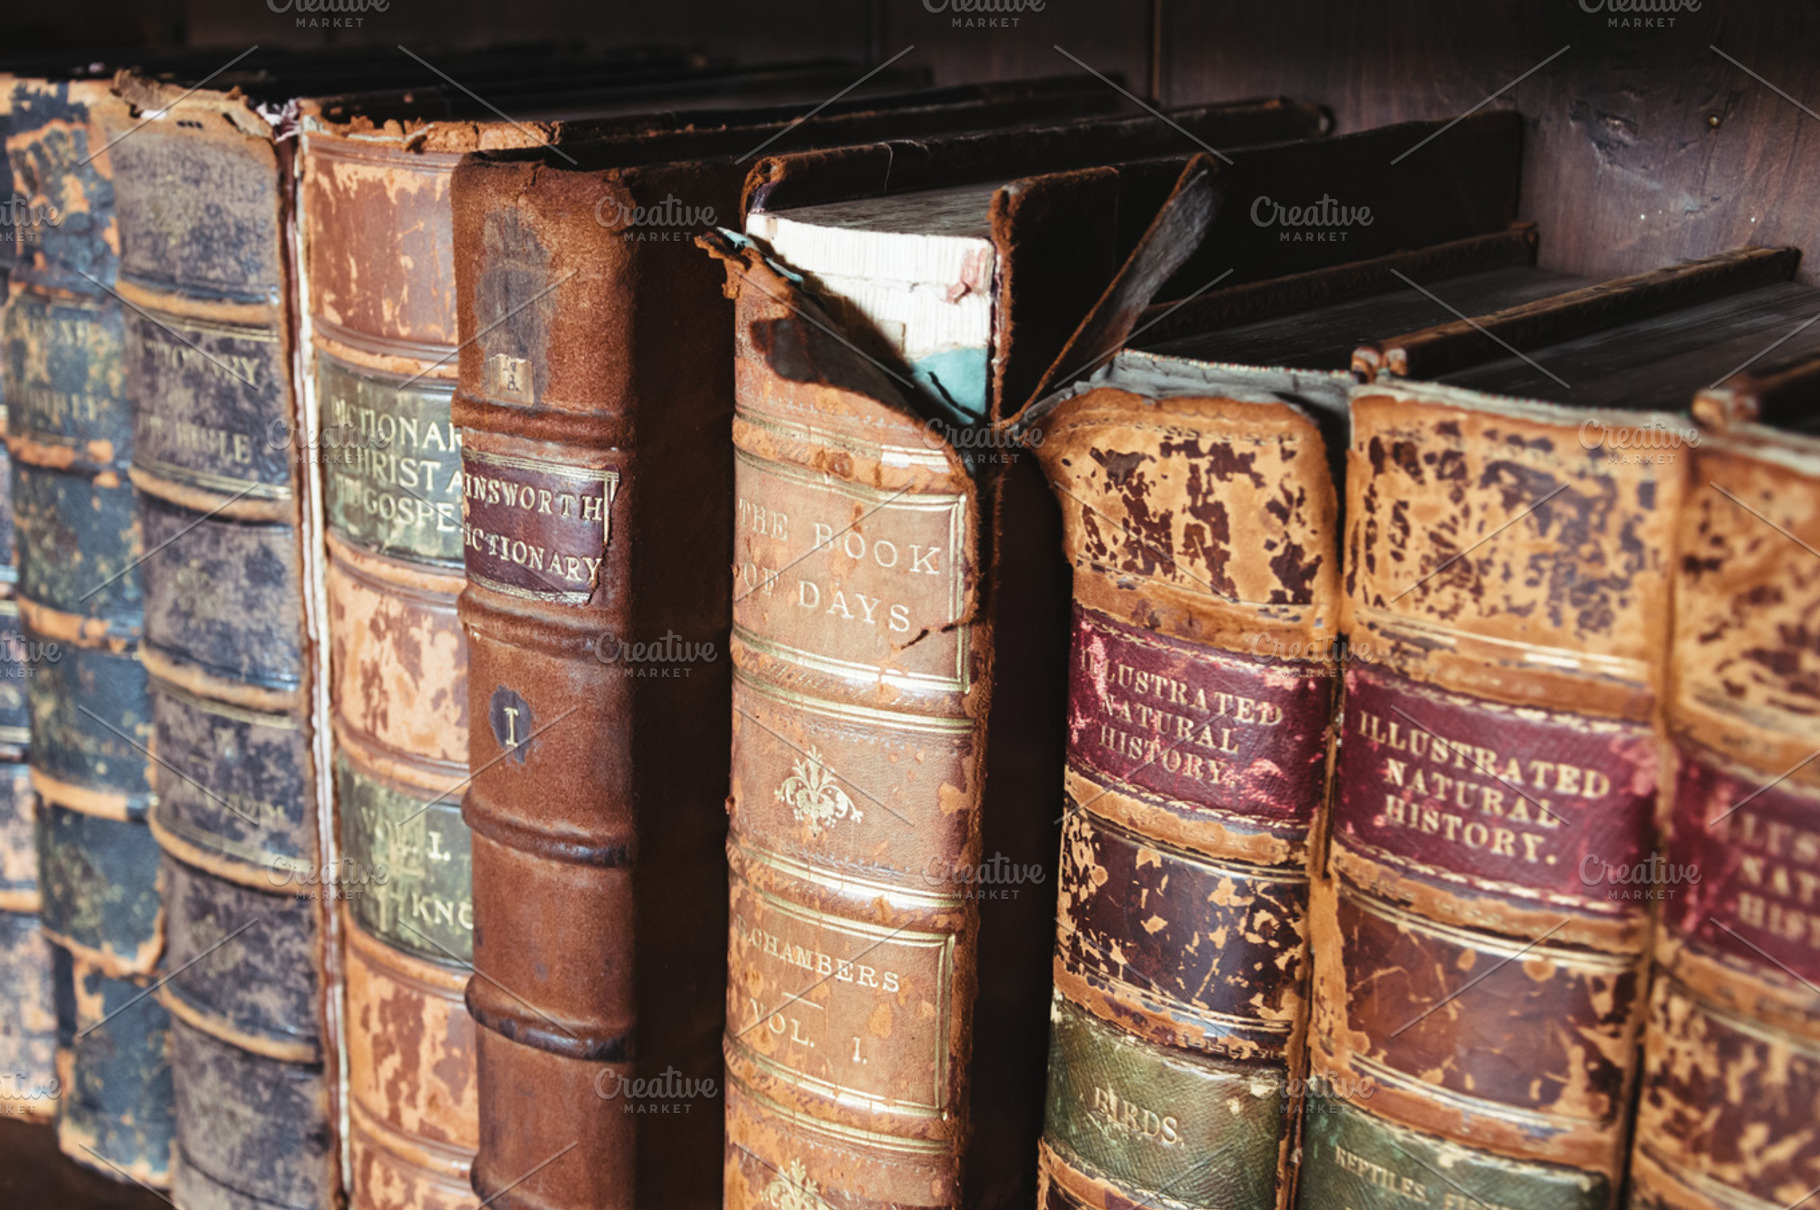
[450,152,736,1210]
[1629,423,1820,1210]
[1304,383,1685,1210]
[1025,384,1342,1210]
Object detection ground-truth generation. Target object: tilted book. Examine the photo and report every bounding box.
[300,71,1125,1210]
[1,72,173,1183]
[0,73,53,1132]
[1304,247,1811,1210]
[1628,360,1820,1209]
[706,103,1326,1207]
[1007,112,1544,1210]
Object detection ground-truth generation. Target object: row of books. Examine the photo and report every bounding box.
[0,45,1810,1210]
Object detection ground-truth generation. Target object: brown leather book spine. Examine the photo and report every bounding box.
[450,151,737,1210]
[1025,385,1342,1210]
[1629,423,1820,1210]
[300,114,479,1210]
[103,76,340,1208]
[712,238,992,1210]
[1299,382,1683,1210]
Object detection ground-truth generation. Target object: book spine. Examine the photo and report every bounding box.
[1028,390,1340,1210]
[1,76,173,1182]
[452,158,732,1210]
[1628,429,1820,1210]
[301,128,477,1210]
[0,362,52,1123]
[103,85,339,1208]
[707,238,991,1209]
[1299,386,1681,1210]
[0,81,54,1127]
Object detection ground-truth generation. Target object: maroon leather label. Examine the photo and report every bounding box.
[1664,751,1820,984]
[460,449,618,604]
[1067,605,1330,821]
[1334,665,1657,901]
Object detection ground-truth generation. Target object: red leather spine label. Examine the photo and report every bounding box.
[460,448,618,603]
[1335,665,1657,902]
[1663,751,1820,984]
[1068,605,1329,820]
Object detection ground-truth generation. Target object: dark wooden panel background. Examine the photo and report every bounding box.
[23,0,1820,283]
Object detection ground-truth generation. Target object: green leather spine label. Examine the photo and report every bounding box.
[1296,1080,1609,1210]
[317,352,463,566]
[1043,994,1287,1209]
[336,756,472,964]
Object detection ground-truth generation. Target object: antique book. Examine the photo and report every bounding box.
[707,106,1358,1205]
[99,60,490,1210]
[1301,248,1812,1210]
[0,75,52,1129]
[1627,361,1820,1209]
[1,72,175,1183]
[452,98,1314,1210]
[300,73,1126,1210]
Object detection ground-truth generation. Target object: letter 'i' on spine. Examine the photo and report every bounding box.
[1022,368,1340,1210]
[1,75,174,1183]
[1303,384,1682,1209]
[1628,386,1820,1208]
[101,75,341,1208]
[449,135,740,1210]
[0,81,56,1138]
[299,100,482,1210]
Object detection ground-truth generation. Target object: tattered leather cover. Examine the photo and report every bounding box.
[1022,382,1340,1210]
[299,104,484,1210]
[1629,424,1820,1210]
[1302,383,1684,1210]
[1,74,173,1183]
[0,82,50,1123]
[102,74,337,1209]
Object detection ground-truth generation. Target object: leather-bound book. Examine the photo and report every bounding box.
[452,97,1314,1210]
[1,73,174,1182]
[0,77,51,1127]
[1628,360,1820,1209]
[302,73,1120,1210]
[703,100,1336,1206]
[1000,113,1559,1210]
[1303,247,1814,1210]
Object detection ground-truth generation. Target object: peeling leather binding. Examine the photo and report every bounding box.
[103,71,341,1210]
[0,77,51,1128]
[1,74,173,1183]
[1629,408,1820,1210]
